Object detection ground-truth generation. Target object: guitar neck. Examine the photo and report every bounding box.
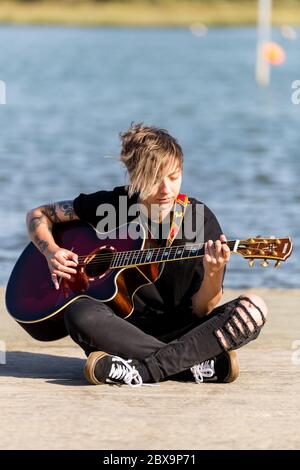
[110,240,239,269]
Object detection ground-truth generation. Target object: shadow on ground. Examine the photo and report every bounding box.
[0,351,87,385]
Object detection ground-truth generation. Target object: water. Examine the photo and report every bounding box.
[0,26,299,288]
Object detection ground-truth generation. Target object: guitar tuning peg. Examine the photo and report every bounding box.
[248,259,255,268]
[274,260,281,268]
[256,234,261,238]
[260,259,269,267]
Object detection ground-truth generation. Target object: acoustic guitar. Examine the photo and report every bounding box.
[5,220,293,341]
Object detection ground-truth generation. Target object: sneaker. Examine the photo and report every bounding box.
[190,359,215,383]
[84,351,143,387]
[190,351,239,384]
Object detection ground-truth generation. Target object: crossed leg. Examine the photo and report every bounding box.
[215,293,268,350]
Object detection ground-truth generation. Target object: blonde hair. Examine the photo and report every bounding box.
[119,122,183,199]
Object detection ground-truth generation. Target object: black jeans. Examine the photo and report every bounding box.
[64,296,264,382]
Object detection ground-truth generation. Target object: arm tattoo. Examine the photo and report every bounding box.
[42,204,61,224]
[28,215,47,233]
[34,236,49,254]
[58,200,75,220]
[42,201,76,223]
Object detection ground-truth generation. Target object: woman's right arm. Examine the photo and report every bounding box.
[26,200,80,289]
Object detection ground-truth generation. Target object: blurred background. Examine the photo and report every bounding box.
[0,0,299,289]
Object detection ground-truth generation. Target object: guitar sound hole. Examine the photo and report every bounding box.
[85,249,114,278]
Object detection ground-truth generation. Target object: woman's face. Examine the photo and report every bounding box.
[140,161,182,221]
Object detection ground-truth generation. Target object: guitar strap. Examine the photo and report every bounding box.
[166,193,189,247]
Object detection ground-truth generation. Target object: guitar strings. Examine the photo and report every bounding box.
[76,248,269,269]
[66,241,241,268]
[71,240,237,263]
[72,241,235,262]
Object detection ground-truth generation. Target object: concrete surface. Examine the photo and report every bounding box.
[1,287,300,450]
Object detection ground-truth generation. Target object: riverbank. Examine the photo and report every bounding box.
[1,287,300,449]
[0,1,299,27]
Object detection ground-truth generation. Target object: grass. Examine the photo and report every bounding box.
[0,1,299,27]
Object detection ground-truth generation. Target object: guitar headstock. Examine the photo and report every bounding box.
[236,236,293,268]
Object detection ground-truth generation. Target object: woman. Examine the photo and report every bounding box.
[26,123,267,386]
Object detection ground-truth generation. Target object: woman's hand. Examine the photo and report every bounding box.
[45,248,78,290]
[203,234,230,277]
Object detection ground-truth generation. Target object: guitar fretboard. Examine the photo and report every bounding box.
[109,240,238,269]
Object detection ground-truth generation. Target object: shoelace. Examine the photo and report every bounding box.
[107,357,143,387]
[190,359,215,383]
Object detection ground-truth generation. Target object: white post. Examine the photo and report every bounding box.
[256,0,272,86]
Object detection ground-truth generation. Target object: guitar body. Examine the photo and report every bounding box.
[5,221,160,341]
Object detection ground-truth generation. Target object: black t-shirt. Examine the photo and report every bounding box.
[73,185,225,328]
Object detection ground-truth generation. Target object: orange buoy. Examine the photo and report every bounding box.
[262,42,286,65]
